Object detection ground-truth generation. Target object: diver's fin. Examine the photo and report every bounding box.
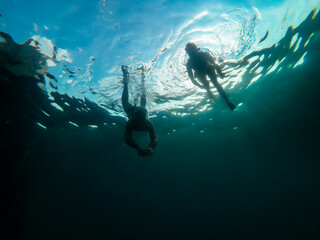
[228,102,236,110]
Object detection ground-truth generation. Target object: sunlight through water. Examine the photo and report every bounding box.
[1,0,319,117]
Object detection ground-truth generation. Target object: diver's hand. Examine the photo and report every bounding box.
[137,147,153,157]
[144,148,153,157]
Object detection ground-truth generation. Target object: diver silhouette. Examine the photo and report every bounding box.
[121,65,157,157]
[185,42,236,110]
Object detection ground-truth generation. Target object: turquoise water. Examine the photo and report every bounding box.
[1,0,319,115]
[1,0,320,239]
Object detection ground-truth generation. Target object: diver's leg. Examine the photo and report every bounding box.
[121,65,129,83]
[140,93,147,108]
[122,83,133,115]
[208,70,235,110]
[206,88,215,99]
[198,76,215,100]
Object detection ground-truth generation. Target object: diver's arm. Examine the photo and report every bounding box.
[205,52,216,64]
[187,61,204,88]
[190,77,204,88]
[125,121,141,151]
[147,121,157,150]
[186,61,194,80]
[214,63,225,78]
[204,52,225,78]
[134,120,157,157]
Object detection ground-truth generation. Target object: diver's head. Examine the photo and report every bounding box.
[185,42,199,55]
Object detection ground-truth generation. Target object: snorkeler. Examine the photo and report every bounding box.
[185,42,236,110]
[121,65,157,157]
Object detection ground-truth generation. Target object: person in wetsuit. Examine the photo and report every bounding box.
[185,42,236,110]
[121,65,157,157]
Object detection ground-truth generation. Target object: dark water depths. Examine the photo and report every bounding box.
[1,9,320,240]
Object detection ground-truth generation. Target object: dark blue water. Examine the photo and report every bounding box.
[1,7,320,240]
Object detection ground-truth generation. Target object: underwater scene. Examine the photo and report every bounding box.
[1,0,320,239]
